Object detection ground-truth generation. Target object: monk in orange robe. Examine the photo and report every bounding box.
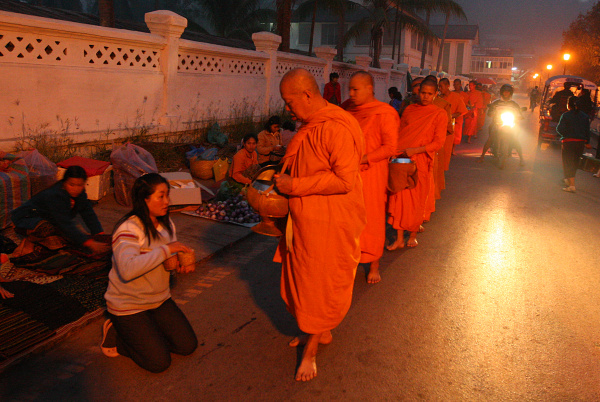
[433,92,451,195]
[422,79,451,222]
[273,68,366,382]
[440,78,467,169]
[477,84,492,132]
[464,81,483,143]
[343,71,398,284]
[453,79,468,145]
[386,80,447,249]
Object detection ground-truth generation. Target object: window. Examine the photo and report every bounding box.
[298,23,311,46]
[383,27,395,46]
[320,24,338,46]
[456,43,464,74]
[355,31,370,46]
[411,32,417,49]
[441,43,450,72]
[428,40,433,56]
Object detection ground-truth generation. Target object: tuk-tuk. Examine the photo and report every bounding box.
[538,75,598,145]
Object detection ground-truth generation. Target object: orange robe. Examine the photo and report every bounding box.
[454,90,469,144]
[344,100,399,263]
[387,104,447,232]
[276,104,366,334]
[478,91,492,131]
[425,98,452,221]
[229,148,258,184]
[464,90,483,138]
[442,91,468,168]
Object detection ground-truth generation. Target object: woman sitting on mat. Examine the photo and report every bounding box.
[10,165,110,257]
[229,133,259,186]
[101,173,197,373]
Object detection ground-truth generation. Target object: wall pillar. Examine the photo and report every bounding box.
[252,32,282,115]
[314,46,337,83]
[379,57,394,88]
[355,55,372,69]
[145,10,187,126]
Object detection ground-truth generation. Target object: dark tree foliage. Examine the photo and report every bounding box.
[563,1,600,84]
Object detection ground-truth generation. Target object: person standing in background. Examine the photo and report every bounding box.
[323,72,341,105]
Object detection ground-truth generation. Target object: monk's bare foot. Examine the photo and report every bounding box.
[295,333,320,381]
[386,238,405,250]
[407,232,418,248]
[296,356,317,382]
[367,260,381,284]
[418,225,425,233]
[289,331,332,347]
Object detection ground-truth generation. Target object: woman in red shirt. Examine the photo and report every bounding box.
[230,134,259,185]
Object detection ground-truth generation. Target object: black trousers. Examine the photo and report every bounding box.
[561,141,585,179]
[109,298,197,373]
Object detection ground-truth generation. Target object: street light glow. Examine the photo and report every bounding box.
[563,53,571,61]
[533,74,539,79]
[547,64,553,70]
[512,67,518,71]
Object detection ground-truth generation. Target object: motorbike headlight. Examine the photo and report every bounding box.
[500,112,515,128]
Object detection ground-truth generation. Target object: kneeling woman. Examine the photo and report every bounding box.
[102,173,197,373]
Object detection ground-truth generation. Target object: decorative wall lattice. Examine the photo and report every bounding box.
[0,32,161,70]
[179,53,265,75]
[276,60,324,77]
[83,44,159,70]
[0,33,67,64]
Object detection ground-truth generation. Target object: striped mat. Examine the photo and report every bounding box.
[0,275,109,369]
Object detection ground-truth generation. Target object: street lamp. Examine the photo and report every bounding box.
[547,64,553,80]
[563,53,571,75]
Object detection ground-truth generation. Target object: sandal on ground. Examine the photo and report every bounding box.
[101,319,119,357]
[562,186,576,193]
[593,173,600,178]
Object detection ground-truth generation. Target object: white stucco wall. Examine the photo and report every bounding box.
[0,11,407,151]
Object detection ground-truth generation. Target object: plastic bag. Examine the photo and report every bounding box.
[16,149,58,195]
[207,123,228,146]
[185,146,206,160]
[213,158,230,182]
[200,148,218,161]
[110,144,158,207]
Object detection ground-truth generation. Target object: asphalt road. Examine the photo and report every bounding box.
[2,94,600,401]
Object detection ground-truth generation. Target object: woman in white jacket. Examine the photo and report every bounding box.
[102,173,197,373]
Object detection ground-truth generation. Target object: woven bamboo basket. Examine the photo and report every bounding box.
[190,158,216,180]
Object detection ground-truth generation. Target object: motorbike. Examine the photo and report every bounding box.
[491,105,525,169]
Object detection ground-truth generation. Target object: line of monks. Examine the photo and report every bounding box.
[271,68,485,382]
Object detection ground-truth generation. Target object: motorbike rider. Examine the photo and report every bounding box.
[529,86,540,111]
[478,84,525,168]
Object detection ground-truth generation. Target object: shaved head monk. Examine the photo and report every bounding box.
[273,68,366,381]
[453,78,468,146]
[439,78,467,169]
[464,81,484,143]
[387,79,448,249]
[342,71,398,284]
[425,77,452,222]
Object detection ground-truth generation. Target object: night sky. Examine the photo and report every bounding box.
[438,0,595,57]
